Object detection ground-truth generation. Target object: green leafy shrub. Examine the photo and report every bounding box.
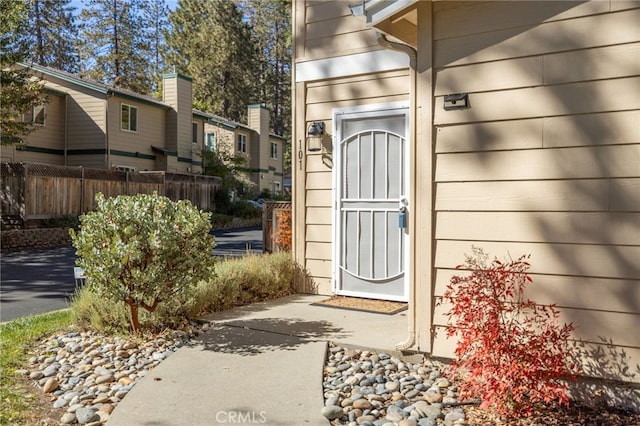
[227,200,262,219]
[210,213,233,228]
[187,252,301,315]
[70,193,215,334]
[40,214,80,230]
[69,252,311,334]
[69,285,131,334]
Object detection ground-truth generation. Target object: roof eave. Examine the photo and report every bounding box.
[364,0,418,27]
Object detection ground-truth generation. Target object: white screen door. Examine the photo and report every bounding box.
[333,104,409,302]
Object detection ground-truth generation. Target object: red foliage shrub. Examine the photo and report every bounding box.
[441,247,579,418]
[274,209,292,251]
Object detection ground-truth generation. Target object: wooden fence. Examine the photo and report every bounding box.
[263,201,292,253]
[1,163,221,228]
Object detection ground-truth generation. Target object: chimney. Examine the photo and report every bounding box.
[163,73,193,171]
[247,103,269,133]
[247,104,272,191]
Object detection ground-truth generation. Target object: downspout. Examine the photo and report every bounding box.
[376,32,418,352]
[64,94,68,166]
[105,93,111,169]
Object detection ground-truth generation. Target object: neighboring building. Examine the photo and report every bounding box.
[292,0,639,399]
[202,105,286,196]
[3,64,284,183]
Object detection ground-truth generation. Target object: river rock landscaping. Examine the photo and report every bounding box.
[322,344,471,426]
[18,323,209,425]
[16,324,640,425]
[322,344,640,426]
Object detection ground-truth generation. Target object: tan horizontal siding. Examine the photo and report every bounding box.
[435,118,542,153]
[434,8,640,67]
[306,95,409,121]
[544,42,640,85]
[307,72,410,104]
[305,155,332,172]
[433,1,610,41]
[435,145,639,182]
[435,56,543,95]
[14,151,64,166]
[306,207,332,225]
[432,0,640,364]
[543,111,640,149]
[107,97,165,156]
[434,269,640,314]
[28,95,65,149]
[67,90,106,149]
[435,240,640,280]
[435,178,640,212]
[435,43,640,97]
[434,77,640,125]
[66,156,105,169]
[306,224,332,243]
[306,241,332,260]
[431,327,640,383]
[435,212,640,245]
[306,172,332,190]
[305,0,351,23]
[306,15,363,40]
[306,189,331,207]
[436,111,640,153]
[306,259,332,279]
[433,301,639,349]
[300,1,378,60]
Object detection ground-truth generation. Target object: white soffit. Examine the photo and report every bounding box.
[295,50,410,82]
[365,0,418,27]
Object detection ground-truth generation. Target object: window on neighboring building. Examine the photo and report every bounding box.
[23,105,46,126]
[121,104,137,132]
[205,133,216,152]
[270,142,278,159]
[33,105,45,125]
[237,133,247,153]
[273,181,281,195]
[192,122,198,143]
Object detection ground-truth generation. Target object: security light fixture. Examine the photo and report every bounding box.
[443,93,469,110]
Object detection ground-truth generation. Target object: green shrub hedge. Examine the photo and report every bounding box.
[69,252,315,334]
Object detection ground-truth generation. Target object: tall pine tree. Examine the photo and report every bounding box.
[165,0,259,122]
[142,0,170,94]
[24,0,79,72]
[1,0,47,145]
[240,0,291,140]
[77,0,151,93]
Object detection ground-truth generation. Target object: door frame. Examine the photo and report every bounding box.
[332,101,411,302]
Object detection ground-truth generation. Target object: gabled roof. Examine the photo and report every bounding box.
[196,109,287,141]
[19,62,170,110]
[196,110,251,132]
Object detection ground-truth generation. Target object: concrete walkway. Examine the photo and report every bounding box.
[108,294,408,425]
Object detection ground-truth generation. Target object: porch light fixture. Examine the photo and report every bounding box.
[306,121,325,152]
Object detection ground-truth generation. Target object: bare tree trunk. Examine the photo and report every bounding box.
[127,300,140,334]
